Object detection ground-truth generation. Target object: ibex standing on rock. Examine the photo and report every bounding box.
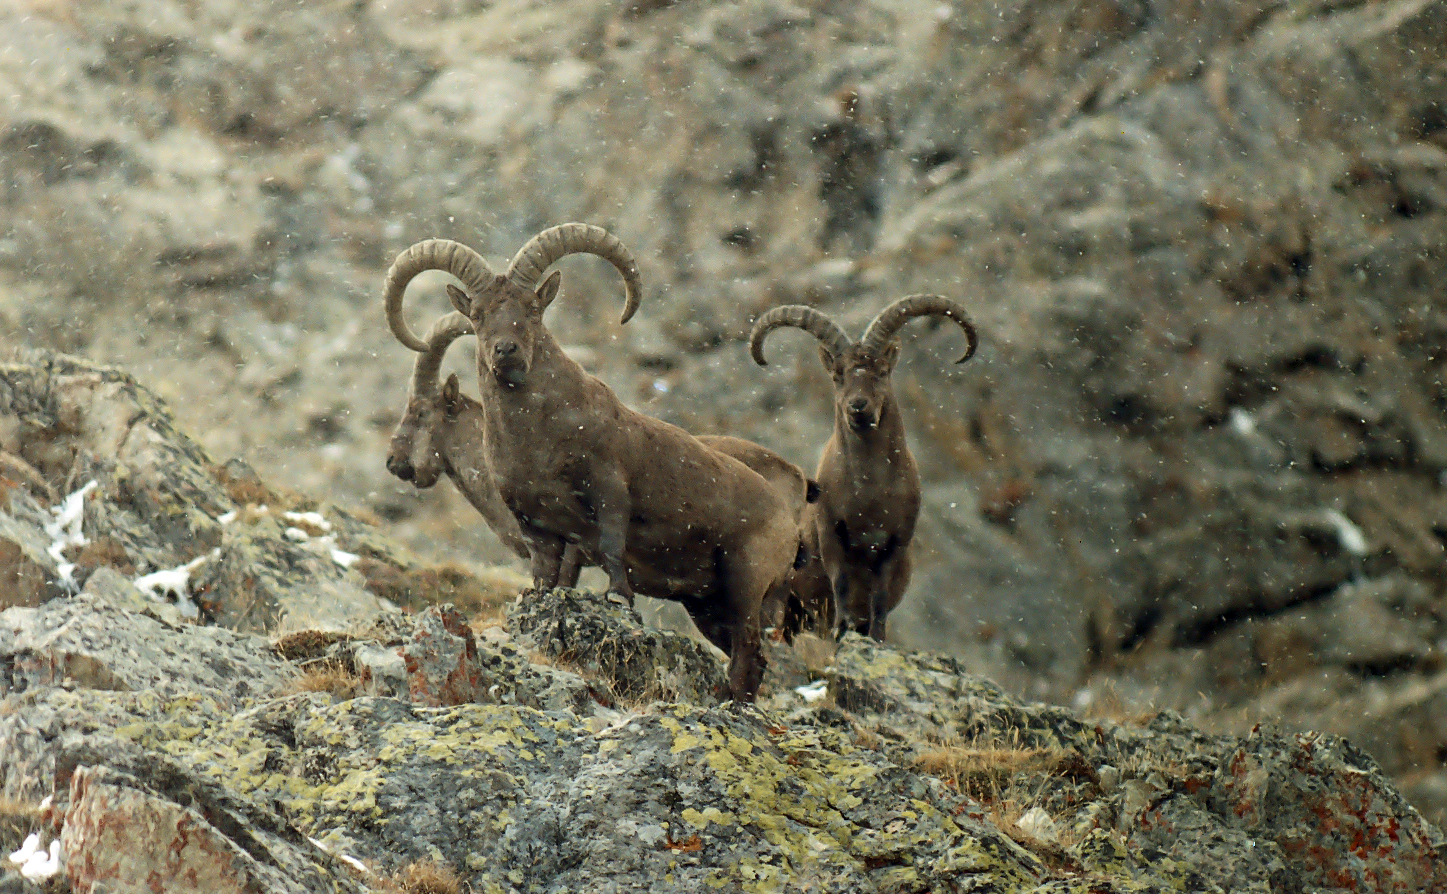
[750,296,978,641]
[385,311,816,598]
[383,224,803,701]
[385,311,588,585]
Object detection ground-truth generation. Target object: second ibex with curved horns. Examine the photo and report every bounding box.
[385,224,803,701]
[750,295,978,641]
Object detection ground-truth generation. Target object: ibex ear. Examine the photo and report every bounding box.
[442,373,462,412]
[879,339,902,369]
[446,284,472,316]
[535,271,562,311]
[819,347,842,380]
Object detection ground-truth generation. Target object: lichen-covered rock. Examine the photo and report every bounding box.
[344,604,598,714]
[58,750,365,894]
[0,568,295,703]
[509,587,728,707]
[0,494,64,610]
[0,351,407,633]
[192,510,395,634]
[1210,727,1447,893]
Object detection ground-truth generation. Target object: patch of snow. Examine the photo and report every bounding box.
[1015,807,1060,844]
[329,544,361,568]
[44,479,99,589]
[134,551,216,620]
[8,834,61,881]
[284,526,311,542]
[283,510,331,532]
[8,832,40,865]
[794,680,829,702]
[217,509,239,524]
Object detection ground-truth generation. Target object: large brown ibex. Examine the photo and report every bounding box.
[750,296,978,641]
[383,224,803,701]
[385,311,817,603]
[385,311,587,585]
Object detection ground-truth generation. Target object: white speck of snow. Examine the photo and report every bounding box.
[338,852,368,873]
[1323,509,1368,556]
[1228,407,1257,438]
[217,509,239,524]
[134,551,215,620]
[283,510,332,532]
[794,680,828,702]
[45,480,99,589]
[38,795,52,810]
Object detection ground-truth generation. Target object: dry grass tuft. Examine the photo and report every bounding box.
[360,559,527,615]
[393,859,464,894]
[285,659,365,699]
[1073,678,1160,728]
[789,632,837,679]
[914,745,1064,802]
[0,796,44,854]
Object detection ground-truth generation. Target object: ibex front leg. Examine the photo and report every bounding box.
[594,473,637,607]
[523,526,568,589]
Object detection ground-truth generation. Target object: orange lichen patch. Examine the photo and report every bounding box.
[665,833,703,853]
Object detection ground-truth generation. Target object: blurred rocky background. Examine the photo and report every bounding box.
[2,0,1444,826]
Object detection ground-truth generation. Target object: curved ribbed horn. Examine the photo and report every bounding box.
[384,240,496,352]
[859,295,978,364]
[749,306,853,366]
[504,223,643,324]
[411,312,475,396]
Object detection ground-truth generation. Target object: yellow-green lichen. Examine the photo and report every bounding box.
[655,705,1040,890]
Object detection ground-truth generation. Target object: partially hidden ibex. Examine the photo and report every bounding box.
[385,310,818,604]
[750,296,978,641]
[384,224,805,701]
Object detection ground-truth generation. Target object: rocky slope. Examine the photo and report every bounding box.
[2,350,1444,892]
[2,0,1444,831]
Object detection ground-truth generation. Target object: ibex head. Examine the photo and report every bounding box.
[749,295,978,431]
[386,312,473,488]
[384,224,642,389]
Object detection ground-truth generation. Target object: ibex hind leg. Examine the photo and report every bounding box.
[868,548,911,642]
